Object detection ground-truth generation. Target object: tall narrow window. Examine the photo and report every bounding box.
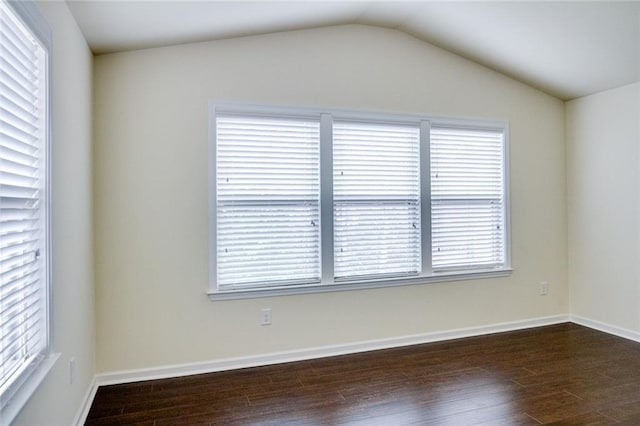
[0,0,50,412]
[333,121,421,280]
[215,115,321,290]
[430,126,506,271]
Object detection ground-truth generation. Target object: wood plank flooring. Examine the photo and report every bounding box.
[86,323,640,425]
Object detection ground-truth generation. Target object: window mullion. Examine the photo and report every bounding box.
[319,113,334,284]
[420,120,432,276]
[208,102,218,292]
[502,124,512,270]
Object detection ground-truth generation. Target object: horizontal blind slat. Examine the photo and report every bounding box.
[1,10,38,63]
[0,56,39,97]
[0,82,38,119]
[0,67,37,106]
[0,318,42,367]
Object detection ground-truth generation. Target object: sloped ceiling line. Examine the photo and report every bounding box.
[67,1,640,100]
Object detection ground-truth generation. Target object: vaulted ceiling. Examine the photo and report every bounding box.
[67,1,640,100]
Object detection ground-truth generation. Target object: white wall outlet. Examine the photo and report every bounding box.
[69,357,76,384]
[260,308,272,326]
[540,281,549,296]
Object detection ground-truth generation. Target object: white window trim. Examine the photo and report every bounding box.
[1,1,58,424]
[208,102,511,301]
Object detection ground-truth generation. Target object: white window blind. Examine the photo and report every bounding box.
[430,126,505,271]
[333,121,421,280]
[215,115,321,290]
[0,0,48,407]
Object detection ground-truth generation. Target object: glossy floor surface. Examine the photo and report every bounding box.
[86,323,640,425]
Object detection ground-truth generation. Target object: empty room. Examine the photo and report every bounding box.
[1,0,639,424]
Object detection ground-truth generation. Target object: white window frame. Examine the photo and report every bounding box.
[208,103,511,300]
[0,1,58,424]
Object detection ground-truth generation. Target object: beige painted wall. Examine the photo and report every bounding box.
[93,24,567,373]
[12,2,95,424]
[567,82,640,332]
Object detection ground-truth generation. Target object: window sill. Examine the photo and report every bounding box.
[208,268,513,300]
[1,352,60,425]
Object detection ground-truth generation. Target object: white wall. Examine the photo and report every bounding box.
[12,2,95,424]
[567,82,640,333]
[93,25,567,373]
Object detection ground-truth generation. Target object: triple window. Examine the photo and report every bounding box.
[210,105,509,297]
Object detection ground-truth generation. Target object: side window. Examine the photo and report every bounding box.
[0,0,52,419]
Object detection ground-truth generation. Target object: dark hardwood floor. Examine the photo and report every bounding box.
[86,323,640,425]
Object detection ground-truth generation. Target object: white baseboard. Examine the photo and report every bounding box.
[73,376,98,426]
[570,314,640,343]
[80,313,640,422]
[95,314,569,387]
